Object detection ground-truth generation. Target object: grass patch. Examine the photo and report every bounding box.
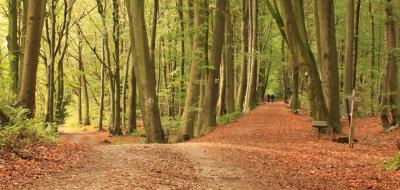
[384,154,400,171]
[217,112,242,125]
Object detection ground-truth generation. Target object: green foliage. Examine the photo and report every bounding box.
[217,112,242,125]
[384,154,400,171]
[0,120,57,159]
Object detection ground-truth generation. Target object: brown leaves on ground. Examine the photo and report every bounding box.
[193,102,400,189]
[0,143,87,189]
[3,102,400,189]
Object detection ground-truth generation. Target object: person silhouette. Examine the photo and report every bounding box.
[266,94,271,102]
[271,94,275,103]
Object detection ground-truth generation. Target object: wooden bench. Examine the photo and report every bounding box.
[312,121,329,138]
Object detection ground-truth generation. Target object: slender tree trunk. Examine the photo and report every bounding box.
[236,0,249,111]
[112,0,122,135]
[18,0,28,92]
[77,37,90,126]
[217,55,226,116]
[344,0,354,95]
[313,0,322,72]
[8,0,19,94]
[290,57,300,114]
[225,2,235,114]
[98,42,105,131]
[18,0,47,117]
[127,0,164,143]
[353,0,362,89]
[244,0,258,112]
[125,0,137,134]
[368,0,376,115]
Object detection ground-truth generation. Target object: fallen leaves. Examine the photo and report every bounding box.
[0,143,88,189]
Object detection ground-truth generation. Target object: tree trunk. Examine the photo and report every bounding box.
[77,37,90,126]
[318,0,341,133]
[380,0,400,131]
[236,0,249,112]
[217,55,226,116]
[198,0,227,134]
[8,0,19,94]
[98,42,106,131]
[280,0,343,134]
[125,0,137,134]
[344,0,354,95]
[18,0,28,92]
[353,0,361,89]
[180,0,208,139]
[368,0,376,115]
[244,0,258,112]
[112,0,122,135]
[225,2,235,114]
[18,0,47,117]
[127,0,164,143]
[290,57,300,114]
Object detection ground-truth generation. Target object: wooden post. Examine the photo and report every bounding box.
[348,90,361,148]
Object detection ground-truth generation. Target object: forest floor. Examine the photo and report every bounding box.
[2,101,400,190]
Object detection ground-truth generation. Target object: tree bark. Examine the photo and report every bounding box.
[244,0,258,112]
[112,0,122,135]
[198,0,227,134]
[280,0,343,134]
[380,0,400,130]
[8,0,19,94]
[236,0,249,112]
[318,0,341,133]
[180,0,208,139]
[224,2,235,114]
[18,0,47,117]
[127,0,164,143]
[125,0,137,134]
[344,0,354,96]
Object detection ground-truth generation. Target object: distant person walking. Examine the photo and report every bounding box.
[271,94,275,103]
[266,94,271,102]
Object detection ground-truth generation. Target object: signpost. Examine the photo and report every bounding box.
[346,90,361,148]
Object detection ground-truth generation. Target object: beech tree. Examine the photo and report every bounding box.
[126,0,164,143]
[18,0,47,117]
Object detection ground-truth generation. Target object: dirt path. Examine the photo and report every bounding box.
[22,102,400,189]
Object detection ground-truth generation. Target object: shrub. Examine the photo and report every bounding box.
[384,154,400,171]
[0,120,57,160]
[217,112,242,125]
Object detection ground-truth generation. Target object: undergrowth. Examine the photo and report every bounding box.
[217,112,242,125]
[384,154,400,171]
[0,119,57,160]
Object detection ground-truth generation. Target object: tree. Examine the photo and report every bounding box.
[280,0,343,134]
[126,0,164,143]
[197,0,227,134]
[18,0,47,117]
[125,0,137,134]
[7,0,19,94]
[112,0,122,135]
[224,1,235,114]
[318,0,341,133]
[344,0,355,95]
[380,0,400,131]
[180,0,208,139]
[236,0,249,111]
[244,0,258,112]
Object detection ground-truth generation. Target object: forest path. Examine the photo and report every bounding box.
[26,102,400,189]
